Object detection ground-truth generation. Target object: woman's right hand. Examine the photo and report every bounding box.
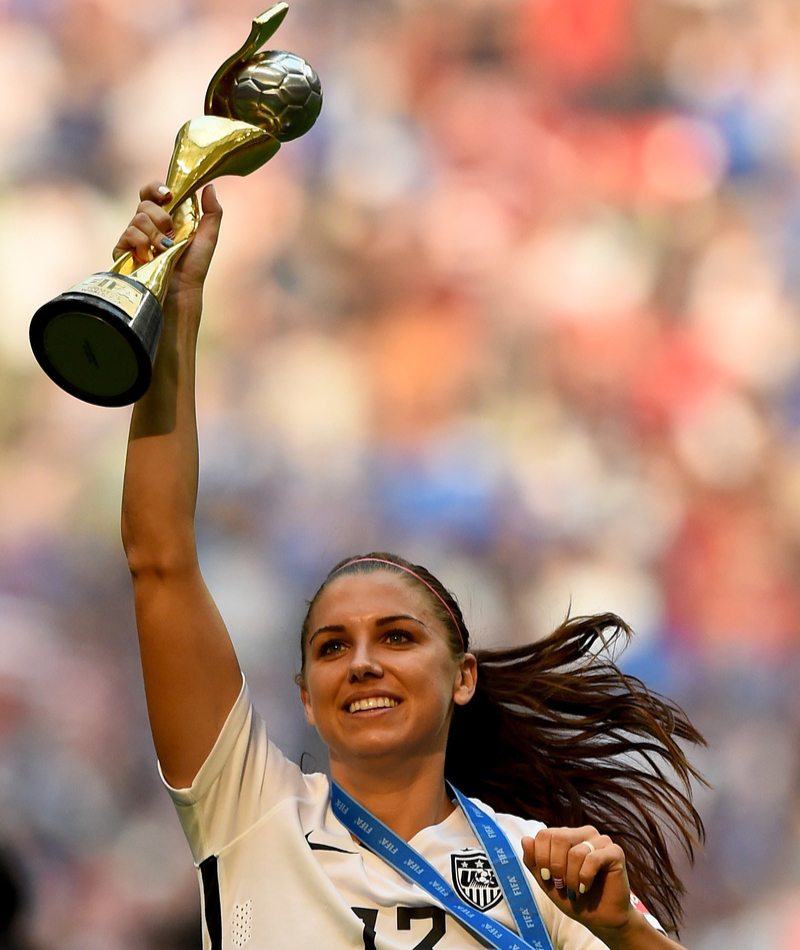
[112,181,223,301]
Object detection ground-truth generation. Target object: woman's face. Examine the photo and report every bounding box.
[299,572,476,770]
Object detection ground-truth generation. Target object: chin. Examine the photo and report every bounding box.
[329,732,446,767]
[332,737,406,762]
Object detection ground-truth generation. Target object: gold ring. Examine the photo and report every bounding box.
[581,840,595,853]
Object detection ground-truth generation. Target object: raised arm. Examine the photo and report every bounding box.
[119,182,243,789]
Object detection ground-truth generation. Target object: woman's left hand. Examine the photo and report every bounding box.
[521,826,635,942]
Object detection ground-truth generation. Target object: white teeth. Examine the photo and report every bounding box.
[348,697,398,713]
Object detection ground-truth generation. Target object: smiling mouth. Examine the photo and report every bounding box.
[348,697,399,714]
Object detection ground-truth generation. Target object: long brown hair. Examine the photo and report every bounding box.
[301,552,705,935]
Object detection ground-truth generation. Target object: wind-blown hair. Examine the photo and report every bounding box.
[300,552,706,935]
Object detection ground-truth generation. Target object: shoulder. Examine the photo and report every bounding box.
[165,678,327,808]
[164,680,332,862]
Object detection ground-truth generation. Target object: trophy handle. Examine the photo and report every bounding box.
[163,116,280,212]
[205,4,289,119]
[110,117,280,293]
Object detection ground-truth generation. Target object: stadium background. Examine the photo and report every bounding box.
[1,0,798,946]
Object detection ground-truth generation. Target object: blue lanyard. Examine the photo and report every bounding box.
[451,787,554,950]
[330,780,554,950]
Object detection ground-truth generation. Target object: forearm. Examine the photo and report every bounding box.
[593,912,688,950]
[121,287,203,573]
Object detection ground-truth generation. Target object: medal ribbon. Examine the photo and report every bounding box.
[330,781,554,950]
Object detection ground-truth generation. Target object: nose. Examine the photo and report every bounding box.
[347,641,383,682]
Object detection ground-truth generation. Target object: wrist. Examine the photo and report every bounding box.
[164,285,204,316]
[161,287,204,351]
[590,910,655,950]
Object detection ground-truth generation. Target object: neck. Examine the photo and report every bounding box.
[331,755,455,840]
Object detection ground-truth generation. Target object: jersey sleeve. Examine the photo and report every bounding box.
[160,677,314,864]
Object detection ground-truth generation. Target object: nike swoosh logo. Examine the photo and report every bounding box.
[305,832,356,854]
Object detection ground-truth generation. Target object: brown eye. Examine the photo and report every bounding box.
[384,630,412,645]
[318,639,346,656]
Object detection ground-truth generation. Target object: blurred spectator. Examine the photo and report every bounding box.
[143,912,201,950]
[0,844,38,950]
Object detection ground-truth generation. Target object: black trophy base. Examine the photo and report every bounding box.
[29,272,163,407]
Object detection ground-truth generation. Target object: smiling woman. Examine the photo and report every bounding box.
[298,564,477,797]
[118,183,704,950]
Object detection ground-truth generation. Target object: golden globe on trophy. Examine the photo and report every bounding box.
[29,3,321,407]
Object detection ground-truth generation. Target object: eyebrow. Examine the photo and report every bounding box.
[309,614,427,645]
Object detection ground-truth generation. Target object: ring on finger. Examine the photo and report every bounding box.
[580,840,595,853]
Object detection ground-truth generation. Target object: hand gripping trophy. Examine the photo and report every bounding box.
[29,4,321,407]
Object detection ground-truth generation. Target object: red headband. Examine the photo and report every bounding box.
[332,557,465,650]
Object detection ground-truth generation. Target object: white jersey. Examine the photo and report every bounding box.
[163,681,663,950]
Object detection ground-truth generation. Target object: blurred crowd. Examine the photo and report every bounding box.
[1,0,800,946]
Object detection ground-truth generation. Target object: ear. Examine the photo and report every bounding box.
[299,681,316,726]
[453,653,477,706]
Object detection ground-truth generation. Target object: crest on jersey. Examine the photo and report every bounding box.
[451,850,503,911]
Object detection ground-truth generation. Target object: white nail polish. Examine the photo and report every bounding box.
[158,185,170,196]
[540,869,551,881]
[579,883,587,894]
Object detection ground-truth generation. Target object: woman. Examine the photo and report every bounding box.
[118,183,704,950]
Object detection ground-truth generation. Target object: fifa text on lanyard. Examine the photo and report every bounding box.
[331,781,555,950]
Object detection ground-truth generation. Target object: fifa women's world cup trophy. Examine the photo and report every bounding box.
[29,3,322,407]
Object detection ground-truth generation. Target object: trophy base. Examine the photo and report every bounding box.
[29,272,163,407]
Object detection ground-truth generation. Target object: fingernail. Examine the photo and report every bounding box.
[553,877,564,890]
[158,185,171,196]
[540,869,550,881]
[579,883,587,895]
[161,238,175,248]
[567,889,577,901]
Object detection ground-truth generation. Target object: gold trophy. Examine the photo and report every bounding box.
[29,3,321,407]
